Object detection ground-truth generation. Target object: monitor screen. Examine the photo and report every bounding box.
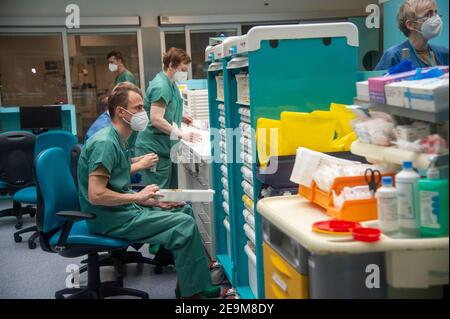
[19,106,62,130]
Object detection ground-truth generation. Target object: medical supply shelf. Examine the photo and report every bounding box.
[258,196,449,297]
[207,23,359,299]
[351,140,449,171]
[354,98,449,124]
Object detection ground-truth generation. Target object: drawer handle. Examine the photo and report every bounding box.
[270,255,292,278]
[272,272,288,293]
[271,283,287,299]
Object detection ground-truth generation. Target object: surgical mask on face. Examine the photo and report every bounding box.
[109,63,118,72]
[173,70,188,84]
[121,108,149,132]
[416,14,443,40]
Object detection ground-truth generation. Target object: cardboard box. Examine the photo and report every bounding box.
[385,81,415,107]
[368,66,449,105]
[403,78,449,112]
[356,81,369,102]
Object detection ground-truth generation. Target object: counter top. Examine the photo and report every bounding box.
[257,195,449,255]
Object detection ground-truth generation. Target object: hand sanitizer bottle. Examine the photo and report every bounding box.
[419,156,449,237]
[376,176,398,235]
[396,161,421,238]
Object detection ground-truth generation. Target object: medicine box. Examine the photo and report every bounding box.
[385,81,415,107]
[368,66,449,105]
[158,189,215,202]
[356,81,369,102]
[403,78,449,112]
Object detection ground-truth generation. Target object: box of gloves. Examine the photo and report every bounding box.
[403,77,449,112]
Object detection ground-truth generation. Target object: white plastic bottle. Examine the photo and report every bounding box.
[375,176,398,235]
[396,161,421,237]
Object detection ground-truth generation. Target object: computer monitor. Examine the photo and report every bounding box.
[19,105,62,131]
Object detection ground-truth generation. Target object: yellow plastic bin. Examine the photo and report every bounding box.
[280,111,339,154]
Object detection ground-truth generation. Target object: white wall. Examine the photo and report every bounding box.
[1,0,373,27]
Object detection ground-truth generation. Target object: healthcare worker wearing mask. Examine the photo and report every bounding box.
[135,47,198,189]
[77,83,212,298]
[375,0,448,70]
[107,50,139,86]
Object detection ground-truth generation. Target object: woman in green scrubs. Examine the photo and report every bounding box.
[135,48,199,189]
[78,83,212,298]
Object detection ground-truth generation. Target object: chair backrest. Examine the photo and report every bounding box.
[35,130,78,166]
[0,131,36,189]
[34,148,79,235]
[71,144,82,188]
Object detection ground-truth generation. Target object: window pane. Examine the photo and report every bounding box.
[165,32,186,51]
[190,30,236,79]
[68,33,139,140]
[0,34,67,106]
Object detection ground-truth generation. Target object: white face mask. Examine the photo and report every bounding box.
[416,14,443,40]
[109,63,118,72]
[173,70,188,84]
[121,108,149,132]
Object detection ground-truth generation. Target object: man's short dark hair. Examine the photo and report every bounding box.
[107,50,125,64]
[96,93,109,114]
[108,82,142,118]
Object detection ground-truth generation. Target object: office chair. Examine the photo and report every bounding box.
[0,131,36,229]
[13,130,78,249]
[35,147,149,299]
[69,144,162,282]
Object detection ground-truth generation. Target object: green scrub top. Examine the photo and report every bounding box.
[135,71,182,159]
[78,125,142,234]
[116,69,138,86]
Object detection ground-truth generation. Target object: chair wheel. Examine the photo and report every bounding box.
[14,234,22,243]
[154,265,163,274]
[15,222,23,230]
[28,241,37,249]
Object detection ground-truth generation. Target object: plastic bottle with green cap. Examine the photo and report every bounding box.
[418,156,449,237]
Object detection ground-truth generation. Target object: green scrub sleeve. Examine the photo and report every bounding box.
[88,140,117,175]
[148,83,172,107]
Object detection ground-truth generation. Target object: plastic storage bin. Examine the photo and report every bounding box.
[216,75,224,101]
[244,244,258,298]
[298,174,394,222]
[308,252,387,299]
[223,218,232,258]
[236,73,250,104]
[263,243,309,299]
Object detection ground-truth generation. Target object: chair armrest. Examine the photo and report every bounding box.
[53,211,95,252]
[56,210,96,220]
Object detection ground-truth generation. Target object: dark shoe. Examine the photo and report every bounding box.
[154,245,174,266]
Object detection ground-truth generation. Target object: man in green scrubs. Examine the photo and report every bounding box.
[107,51,139,86]
[77,83,211,298]
[135,47,198,189]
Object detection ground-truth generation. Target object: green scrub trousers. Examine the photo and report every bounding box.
[135,71,183,189]
[77,125,211,297]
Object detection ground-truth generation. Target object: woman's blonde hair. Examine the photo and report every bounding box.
[397,0,437,36]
